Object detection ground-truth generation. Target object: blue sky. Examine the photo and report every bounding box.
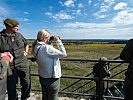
[0,0,133,39]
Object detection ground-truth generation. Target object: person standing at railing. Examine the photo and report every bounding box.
[120,39,133,100]
[93,57,111,99]
[0,18,31,100]
[32,29,67,100]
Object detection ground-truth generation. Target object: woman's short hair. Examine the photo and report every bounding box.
[37,29,50,41]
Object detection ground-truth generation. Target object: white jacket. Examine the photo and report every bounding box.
[34,39,67,78]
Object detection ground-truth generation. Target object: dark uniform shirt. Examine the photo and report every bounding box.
[0,29,28,67]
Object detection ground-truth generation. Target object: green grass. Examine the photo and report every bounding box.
[64,43,124,59]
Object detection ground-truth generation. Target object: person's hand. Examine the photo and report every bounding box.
[1,52,8,57]
[1,52,13,64]
[6,52,13,62]
[2,55,11,65]
[53,35,59,41]
[24,51,28,56]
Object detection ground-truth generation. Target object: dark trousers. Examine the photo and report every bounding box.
[39,76,60,100]
[7,63,31,100]
[0,74,7,100]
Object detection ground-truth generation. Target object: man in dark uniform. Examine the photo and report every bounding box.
[0,52,13,100]
[120,39,133,100]
[0,18,31,100]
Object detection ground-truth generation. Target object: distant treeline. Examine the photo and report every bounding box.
[28,39,128,44]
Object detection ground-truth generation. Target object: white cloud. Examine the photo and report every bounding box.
[45,12,52,16]
[53,11,74,20]
[63,22,115,29]
[93,12,107,19]
[48,6,53,11]
[59,1,64,6]
[76,10,81,15]
[0,17,4,29]
[114,2,127,10]
[93,0,115,19]
[104,0,115,4]
[47,0,133,39]
[112,10,133,25]
[112,1,133,26]
[53,18,133,39]
[23,12,29,14]
[0,2,9,28]
[101,0,115,12]
[88,0,92,4]
[78,3,84,8]
[64,0,75,7]
[100,4,109,12]
[23,18,31,21]
[45,10,74,20]
[56,26,132,39]
[0,7,8,16]
[18,18,31,22]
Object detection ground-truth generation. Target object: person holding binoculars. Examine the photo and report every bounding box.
[32,29,67,100]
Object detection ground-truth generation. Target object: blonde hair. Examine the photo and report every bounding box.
[31,29,50,54]
[37,29,50,41]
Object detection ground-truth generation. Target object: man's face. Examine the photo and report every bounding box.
[11,25,19,32]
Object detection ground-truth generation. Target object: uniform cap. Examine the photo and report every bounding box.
[3,18,19,28]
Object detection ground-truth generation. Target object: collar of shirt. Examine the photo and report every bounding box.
[1,29,16,37]
[37,41,45,45]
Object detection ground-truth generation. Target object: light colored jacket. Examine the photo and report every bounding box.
[34,39,67,78]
